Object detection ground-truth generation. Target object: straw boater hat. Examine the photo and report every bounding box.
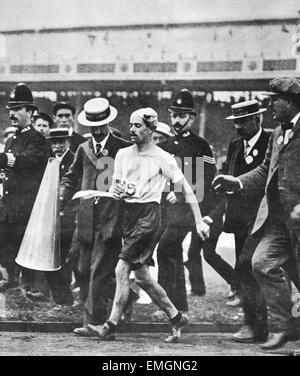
[47,128,70,140]
[6,83,38,110]
[155,121,174,137]
[226,100,267,120]
[78,98,117,127]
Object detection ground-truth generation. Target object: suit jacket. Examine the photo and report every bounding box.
[240,120,300,241]
[222,129,270,233]
[69,131,86,154]
[0,125,48,225]
[60,133,131,243]
[59,149,77,238]
[159,132,217,226]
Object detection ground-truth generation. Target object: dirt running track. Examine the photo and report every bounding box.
[0,332,299,356]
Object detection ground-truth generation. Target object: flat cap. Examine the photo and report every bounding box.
[53,101,76,115]
[268,77,300,97]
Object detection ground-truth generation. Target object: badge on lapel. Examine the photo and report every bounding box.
[289,130,295,140]
[277,135,284,145]
[245,156,254,165]
[252,149,258,157]
[102,149,108,156]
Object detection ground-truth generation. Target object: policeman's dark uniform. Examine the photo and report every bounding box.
[157,90,217,311]
[0,84,48,286]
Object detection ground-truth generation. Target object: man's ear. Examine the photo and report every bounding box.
[254,115,261,127]
[27,108,34,118]
[189,113,196,124]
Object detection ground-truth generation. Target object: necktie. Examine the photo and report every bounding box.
[244,141,250,159]
[96,143,102,156]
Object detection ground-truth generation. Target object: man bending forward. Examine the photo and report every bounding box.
[88,108,210,342]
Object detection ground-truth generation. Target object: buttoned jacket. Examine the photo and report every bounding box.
[60,134,131,243]
[240,119,300,240]
[0,125,48,224]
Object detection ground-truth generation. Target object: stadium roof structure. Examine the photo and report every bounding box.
[0,0,299,32]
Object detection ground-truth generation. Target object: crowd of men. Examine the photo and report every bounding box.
[0,76,299,350]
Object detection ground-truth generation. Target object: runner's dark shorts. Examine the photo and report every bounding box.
[119,202,162,270]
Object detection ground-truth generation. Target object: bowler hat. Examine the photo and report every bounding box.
[78,98,117,127]
[226,100,267,120]
[263,77,300,97]
[53,102,76,115]
[6,83,38,110]
[47,128,70,140]
[169,89,196,115]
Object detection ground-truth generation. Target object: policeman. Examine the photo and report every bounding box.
[156,89,217,312]
[0,83,48,290]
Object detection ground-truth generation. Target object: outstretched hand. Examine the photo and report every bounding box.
[212,175,242,194]
[291,204,300,221]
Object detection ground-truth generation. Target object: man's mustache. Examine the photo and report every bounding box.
[10,116,18,121]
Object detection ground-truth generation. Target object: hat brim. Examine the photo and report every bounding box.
[6,102,38,110]
[168,106,196,115]
[261,91,280,97]
[78,105,117,127]
[47,135,71,140]
[226,108,267,120]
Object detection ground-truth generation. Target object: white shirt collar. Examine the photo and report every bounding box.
[244,127,262,149]
[68,127,73,136]
[291,112,300,126]
[182,131,190,138]
[92,132,110,154]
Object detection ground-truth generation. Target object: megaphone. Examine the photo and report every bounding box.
[16,157,61,271]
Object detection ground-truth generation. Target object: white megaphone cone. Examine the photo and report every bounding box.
[16,157,61,271]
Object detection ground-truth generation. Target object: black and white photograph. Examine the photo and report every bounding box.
[0,0,300,359]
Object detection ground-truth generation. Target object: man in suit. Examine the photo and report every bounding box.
[60,97,131,336]
[156,89,219,312]
[221,100,271,308]
[213,77,300,350]
[44,128,76,305]
[0,83,48,290]
[53,101,85,154]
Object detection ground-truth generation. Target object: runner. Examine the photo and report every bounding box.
[88,107,210,342]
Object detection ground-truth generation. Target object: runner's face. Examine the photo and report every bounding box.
[130,121,151,145]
